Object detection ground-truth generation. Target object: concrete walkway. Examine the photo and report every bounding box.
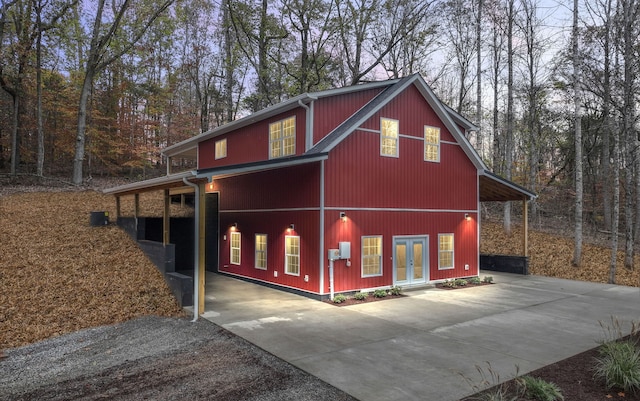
[202,272,640,401]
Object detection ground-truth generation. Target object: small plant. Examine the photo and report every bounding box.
[517,375,564,401]
[593,340,640,393]
[389,286,402,296]
[469,277,482,285]
[442,279,456,288]
[482,276,494,284]
[353,292,368,300]
[332,294,347,304]
[373,289,387,298]
[459,363,523,401]
[455,278,468,286]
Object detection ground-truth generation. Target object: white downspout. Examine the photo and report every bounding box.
[183,177,200,322]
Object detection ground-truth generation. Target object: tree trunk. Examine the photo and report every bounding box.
[572,0,583,267]
[36,3,44,177]
[475,0,482,158]
[9,94,18,176]
[504,0,514,235]
[622,0,636,269]
[73,70,94,185]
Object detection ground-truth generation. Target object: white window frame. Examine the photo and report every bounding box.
[215,138,227,160]
[361,236,383,277]
[255,234,267,270]
[380,117,399,158]
[438,233,454,270]
[230,231,241,265]
[284,235,300,276]
[424,126,440,162]
[269,116,296,159]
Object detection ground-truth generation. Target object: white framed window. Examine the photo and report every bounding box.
[230,231,241,265]
[424,126,440,162]
[438,233,454,270]
[362,236,383,277]
[380,118,399,157]
[255,234,267,270]
[269,116,296,159]
[284,235,300,276]
[215,138,227,159]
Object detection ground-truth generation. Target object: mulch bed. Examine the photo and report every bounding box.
[435,281,493,290]
[461,332,640,401]
[323,293,405,306]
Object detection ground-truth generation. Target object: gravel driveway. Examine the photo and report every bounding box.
[0,316,357,401]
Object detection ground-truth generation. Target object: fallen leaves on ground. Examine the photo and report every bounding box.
[481,220,640,288]
[0,189,186,350]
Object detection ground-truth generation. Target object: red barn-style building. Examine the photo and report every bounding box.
[107,74,535,303]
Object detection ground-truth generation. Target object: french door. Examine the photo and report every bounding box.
[393,236,428,286]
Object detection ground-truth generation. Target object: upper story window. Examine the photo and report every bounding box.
[380,118,399,157]
[269,116,296,159]
[215,138,227,160]
[424,126,440,162]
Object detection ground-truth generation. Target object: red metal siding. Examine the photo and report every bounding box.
[215,163,320,211]
[324,210,478,293]
[324,130,477,210]
[312,88,384,144]
[219,210,321,293]
[198,108,307,169]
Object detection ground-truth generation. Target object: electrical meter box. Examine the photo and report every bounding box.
[338,242,351,259]
[328,249,340,261]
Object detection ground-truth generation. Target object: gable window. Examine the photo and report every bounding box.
[284,235,300,276]
[362,236,382,277]
[380,118,399,157]
[255,234,267,270]
[269,116,296,159]
[438,233,454,270]
[424,126,440,162]
[230,231,241,265]
[215,138,227,160]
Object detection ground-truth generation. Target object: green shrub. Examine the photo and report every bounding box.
[373,289,387,298]
[332,294,347,304]
[593,340,640,392]
[389,286,402,296]
[353,292,368,300]
[455,278,468,286]
[469,276,482,285]
[483,276,494,284]
[442,279,456,288]
[518,375,564,401]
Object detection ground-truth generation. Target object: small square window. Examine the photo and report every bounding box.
[215,138,227,160]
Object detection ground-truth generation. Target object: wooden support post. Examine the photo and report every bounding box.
[163,189,170,246]
[115,196,121,219]
[523,197,529,257]
[198,183,206,313]
[134,193,140,231]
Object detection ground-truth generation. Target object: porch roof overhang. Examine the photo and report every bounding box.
[102,171,205,197]
[479,170,537,202]
[195,152,329,181]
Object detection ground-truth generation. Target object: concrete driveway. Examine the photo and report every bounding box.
[202,272,640,401]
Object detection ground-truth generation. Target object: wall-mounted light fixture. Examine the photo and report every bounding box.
[288,224,295,231]
[206,181,215,193]
[231,222,238,230]
[464,213,470,221]
[340,212,347,222]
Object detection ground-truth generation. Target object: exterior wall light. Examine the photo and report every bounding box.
[231,222,238,230]
[340,212,347,222]
[464,213,470,221]
[289,224,295,230]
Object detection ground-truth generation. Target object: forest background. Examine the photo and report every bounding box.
[1,0,639,282]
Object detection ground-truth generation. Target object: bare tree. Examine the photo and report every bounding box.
[572,0,583,267]
[72,0,174,185]
[504,0,515,235]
